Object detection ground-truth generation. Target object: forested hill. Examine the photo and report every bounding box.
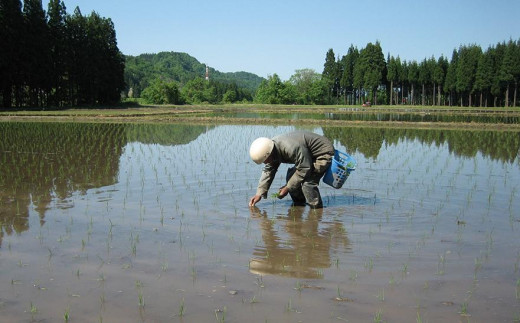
[124,52,264,97]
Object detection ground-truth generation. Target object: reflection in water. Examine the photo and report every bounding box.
[1,122,518,249]
[0,122,210,246]
[249,206,350,278]
[209,111,520,124]
[324,127,520,162]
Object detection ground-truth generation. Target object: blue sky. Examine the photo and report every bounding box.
[62,0,520,80]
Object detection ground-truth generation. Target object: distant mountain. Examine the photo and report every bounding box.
[124,51,264,97]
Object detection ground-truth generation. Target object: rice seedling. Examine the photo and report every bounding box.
[377,289,385,302]
[29,302,38,316]
[137,289,145,308]
[373,309,384,323]
[364,257,374,272]
[215,306,227,322]
[179,298,185,317]
[100,293,106,309]
[294,280,303,292]
[515,278,520,299]
[255,276,265,288]
[402,263,409,277]
[389,274,395,286]
[459,302,469,316]
[285,298,293,312]
[437,253,446,275]
[416,310,423,323]
[349,270,358,282]
[63,307,70,322]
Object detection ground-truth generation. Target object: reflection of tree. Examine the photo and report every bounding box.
[323,127,520,163]
[249,206,350,278]
[125,124,212,145]
[0,122,209,246]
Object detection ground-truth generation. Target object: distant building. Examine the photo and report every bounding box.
[205,65,209,80]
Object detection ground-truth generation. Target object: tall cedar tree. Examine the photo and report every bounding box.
[340,45,359,105]
[0,0,125,108]
[23,0,51,107]
[0,0,24,107]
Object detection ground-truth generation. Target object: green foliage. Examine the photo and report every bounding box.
[474,49,494,104]
[0,0,125,108]
[0,0,24,108]
[323,126,520,163]
[175,77,251,104]
[456,45,482,105]
[340,45,359,104]
[321,40,520,107]
[254,74,297,104]
[352,42,386,104]
[322,48,341,102]
[289,69,327,104]
[123,51,263,100]
[141,79,182,104]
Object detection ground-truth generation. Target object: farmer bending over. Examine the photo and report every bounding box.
[249,131,335,209]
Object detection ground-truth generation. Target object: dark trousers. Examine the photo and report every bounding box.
[286,154,332,208]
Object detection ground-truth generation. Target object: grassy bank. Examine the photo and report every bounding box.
[1,103,519,130]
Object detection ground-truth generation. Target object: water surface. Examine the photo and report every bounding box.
[1,122,519,322]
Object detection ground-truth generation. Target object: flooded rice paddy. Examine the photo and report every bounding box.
[1,122,520,323]
[203,110,520,124]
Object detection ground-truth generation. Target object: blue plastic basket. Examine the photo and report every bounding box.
[323,150,356,189]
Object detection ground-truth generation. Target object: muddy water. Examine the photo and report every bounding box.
[1,122,519,322]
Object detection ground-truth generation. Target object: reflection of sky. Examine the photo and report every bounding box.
[2,123,520,323]
[3,124,520,252]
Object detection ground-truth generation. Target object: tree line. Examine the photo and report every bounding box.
[325,40,520,107]
[0,0,125,109]
[124,51,261,104]
[256,40,520,107]
[139,77,253,105]
[2,0,518,108]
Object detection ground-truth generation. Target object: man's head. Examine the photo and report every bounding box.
[249,137,274,164]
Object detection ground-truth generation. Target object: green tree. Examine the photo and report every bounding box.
[357,42,386,105]
[433,56,448,106]
[352,53,364,105]
[340,45,359,105]
[322,48,337,103]
[490,42,506,107]
[499,39,520,107]
[65,7,88,105]
[407,60,419,105]
[418,58,432,106]
[474,48,493,107]
[387,55,401,105]
[47,0,68,107]
[88,12,125,104]
[0,0,24,108]
[289,68,323,104]
[222,89,237,103]
[182,77,207,103]
[22,0,51,107]
[400,60,409,104]
[456,45,482,106]
[255,74,285,104]
[444,50,458,106]
[141,78,182,104]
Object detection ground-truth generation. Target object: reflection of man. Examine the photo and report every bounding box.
[248,131,335,209]
[249,206,350,278]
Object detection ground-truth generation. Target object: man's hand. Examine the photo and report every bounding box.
[249,195,262,207]
[278,186,289,199]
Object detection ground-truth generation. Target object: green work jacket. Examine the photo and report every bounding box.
[256,131,335,197]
